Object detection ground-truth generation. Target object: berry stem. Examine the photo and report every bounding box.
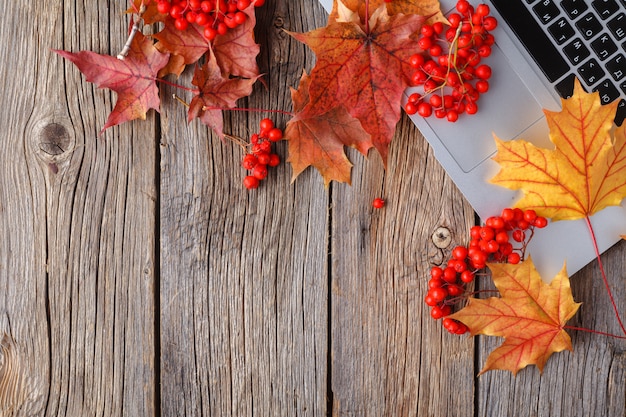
[156,79,199,94]
[201,105,295,118]
[584,215,626,336]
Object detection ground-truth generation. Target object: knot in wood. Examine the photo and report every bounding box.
[431,227,452,249]
[273,16,285,29]
[38,123,70,156]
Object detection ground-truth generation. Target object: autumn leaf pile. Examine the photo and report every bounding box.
[54,0,626,376]
[55,0,261,136]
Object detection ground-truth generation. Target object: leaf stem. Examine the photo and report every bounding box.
[564,325,626,340]
[584,215,626,336]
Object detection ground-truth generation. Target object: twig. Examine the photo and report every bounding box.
[117,4,146,60]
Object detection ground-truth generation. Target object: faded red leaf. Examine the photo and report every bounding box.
[55,32,169,133]
[450,258,581,375]
[288,6,423,165]
[154,5,259,78]
[212,4,260,78]
[154,19,211,77]
[188,51,259,138]
[285,71,372,185]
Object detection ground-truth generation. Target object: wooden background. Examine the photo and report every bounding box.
[0,0,624,416]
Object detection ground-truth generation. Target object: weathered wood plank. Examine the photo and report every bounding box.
[477,241,626,417]
[158,1,329,416]
[329,115,476,416]
[0,1,157,416]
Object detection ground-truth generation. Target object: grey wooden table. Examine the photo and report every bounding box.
[0,0,624,416]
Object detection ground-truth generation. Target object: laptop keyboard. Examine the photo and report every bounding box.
[491,0,626,126]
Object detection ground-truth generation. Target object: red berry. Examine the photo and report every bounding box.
[243,175,259,189]
[430,267,444,280]
[252,164,268,180]
[475,64,492,79]
[157,0,171,14]
[268,154,280,167]
[241,153,258,170]
[428,287,448,303]
[533,216,548,228]
[267,127,283,142]
[237,0,251,9]
[405,102,418,115]
[428,277,444,289]
[452,246,468,260]
[372,198,385,209]
[256,151,271,165]
[507,252,521,264]
[460,270,474,283]
[174,16,189,31]
[417,102,433,117]
[523,209,537,223]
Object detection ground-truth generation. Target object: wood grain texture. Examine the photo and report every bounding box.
[158,1,329,416]
[330,114,476,417]
[0,0,624,416]
[477,240,626,417]
[0,1,157,416]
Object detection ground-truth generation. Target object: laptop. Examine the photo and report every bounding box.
[317,0,626,279]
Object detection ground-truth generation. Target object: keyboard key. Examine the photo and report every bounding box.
[616,100,625,126]
[563,38,591,64]
[592,0,620,19]
[555,74,576,97]
[578,58,605,85]
[560,0,589,19]
[590,34,619,60]
[548,17,575,44]
[606,54,626,80]
[593,79,621,104]
[491,0,570,82]
[533,0,560,23]
[576,13,603,40]
[608,13,626,40]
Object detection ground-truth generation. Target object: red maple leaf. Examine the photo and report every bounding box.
[288,5,423,165]
[188,51,259,138]
[55,32,169,133]
[285,71,372,185]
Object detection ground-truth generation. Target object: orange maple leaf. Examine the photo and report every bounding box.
[287,5,423,168]
[54,32,169,133]
[285,71,372,185]
[450,257,581,375]
[490,79,626,221]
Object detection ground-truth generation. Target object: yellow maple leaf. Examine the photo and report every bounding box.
[490,79,626,221]
[450,257,581,375]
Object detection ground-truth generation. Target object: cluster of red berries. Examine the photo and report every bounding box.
[426,207,548,334]
[405,0,497,122]
[241,118,283,189]
[156,0,264,40]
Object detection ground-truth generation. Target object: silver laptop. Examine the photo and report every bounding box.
[317,0,626,279]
